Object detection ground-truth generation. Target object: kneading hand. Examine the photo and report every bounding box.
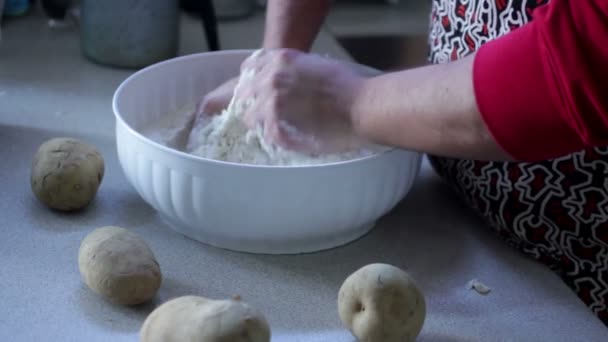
[235,49,367,155]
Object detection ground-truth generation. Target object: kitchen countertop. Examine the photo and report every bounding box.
[1,6,606,342]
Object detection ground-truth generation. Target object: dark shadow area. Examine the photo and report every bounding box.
[338,34,429,71]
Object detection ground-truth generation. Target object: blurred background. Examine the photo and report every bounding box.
[0,0,431,71]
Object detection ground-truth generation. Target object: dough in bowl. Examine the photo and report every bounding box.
[143,50,388,166]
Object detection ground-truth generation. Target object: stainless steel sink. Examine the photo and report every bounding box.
[337,34,429,71]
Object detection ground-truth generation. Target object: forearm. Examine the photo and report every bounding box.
[263,0,332,51]
[350,54,510,161]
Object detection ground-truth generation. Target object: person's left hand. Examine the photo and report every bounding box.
[235,49,368,155]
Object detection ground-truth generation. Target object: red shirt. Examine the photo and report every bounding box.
[473,0,608,161]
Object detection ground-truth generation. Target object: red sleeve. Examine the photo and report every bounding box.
[473,0,608,161]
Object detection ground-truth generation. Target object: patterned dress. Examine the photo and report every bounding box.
[427,0,608,325]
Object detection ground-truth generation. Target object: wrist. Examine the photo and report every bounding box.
[323,64,366,126]
[262,39,309,51]
[347,76,371,138]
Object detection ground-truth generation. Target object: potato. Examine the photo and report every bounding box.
[338,263,426,342]
[78,226,161,305]
[140,296,271,342]
[31,137,104,211]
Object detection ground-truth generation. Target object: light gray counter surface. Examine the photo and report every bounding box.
[1,7,606,342]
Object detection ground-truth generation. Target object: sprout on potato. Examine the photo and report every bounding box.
[31,137,104,211]
[78,226,161,305]
[140,295,271,342]
[338,263,426,342]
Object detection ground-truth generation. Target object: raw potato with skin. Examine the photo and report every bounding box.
[31,137,104,211]
[338,263,426,342]
[78,226,161,305]
[140,295,271,342]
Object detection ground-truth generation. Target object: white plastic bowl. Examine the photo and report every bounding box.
[112,50,421,254]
